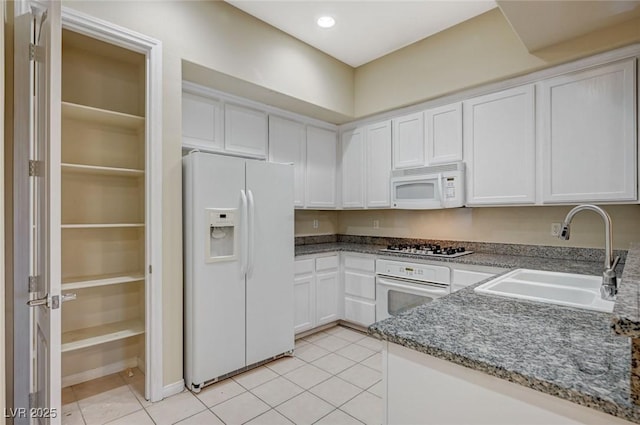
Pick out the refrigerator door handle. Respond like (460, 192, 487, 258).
(247, 189, 256, 276)
(240, 189, 248, 276)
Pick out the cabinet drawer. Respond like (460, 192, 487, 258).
(316, 255, 339, 271)
(344, 297, 376, 327)
(344, 255, 375, 272)
(294, 259, 314, 275)
(344, 271, 375, 300)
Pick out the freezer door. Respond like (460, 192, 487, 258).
(184, 152, 247, 387)
(245, 161, 295, 365)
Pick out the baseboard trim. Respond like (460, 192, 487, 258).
(62, 358, 138, 388)
(163, 379, 185, 398)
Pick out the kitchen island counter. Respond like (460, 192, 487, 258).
(368, 243, 640, 424)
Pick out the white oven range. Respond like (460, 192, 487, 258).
(376, 259, 450, 321)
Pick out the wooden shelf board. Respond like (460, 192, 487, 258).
(62, 101, 144, 130)
(62, 273, 145, 290)
(62, 319, 144, 353)
(61, 223, 144, 229)
(62, 163, 144, 177)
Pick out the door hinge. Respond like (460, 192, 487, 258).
(28, 43, 44, 62)
(149, 265, 152, 274)
(28, 275, 38, 292)
(28, 159, 42, 177)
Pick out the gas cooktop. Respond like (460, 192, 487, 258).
(379, 244, 473, 258)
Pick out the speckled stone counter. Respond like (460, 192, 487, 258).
(613, 243, 640, 337)
(296, 237, 639, 420)
(363, 247, 640, 423)
(295, 242, 615, 276)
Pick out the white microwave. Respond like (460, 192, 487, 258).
(390, 162, 465, 209)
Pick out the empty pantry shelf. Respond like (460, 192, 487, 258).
(62, 101, 144, 130)
(62, 163, 144, 177)
(61, 319, 144, 352)
(62, 223, 144, 229)
(62, 273, 145, 290)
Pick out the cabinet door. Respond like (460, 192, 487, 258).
(316, 271, 340, 325)
(392, 112, 425, 169)
(366, 121, 392, 208)
(425, 102, 462, 164)
(224, 103, 268, 158)
(341, 127, 365, 208)
(269, 115, 306, 207)
(464, 85, 536, 205)
(540, 60, 636, 203)
(344, 297, 376, 327)
(294, 275, 315, 334)
(182, 91, 223, 151)
(306, 126, 337, 208)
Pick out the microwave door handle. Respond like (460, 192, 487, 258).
(437, 173, 445, 208)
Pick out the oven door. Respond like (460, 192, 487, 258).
(391, 174, 443, 209)
(376, 276, 450, 321)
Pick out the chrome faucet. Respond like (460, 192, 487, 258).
(557, 204, 620, 300)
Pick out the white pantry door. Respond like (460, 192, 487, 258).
(16, 2, 62, 423)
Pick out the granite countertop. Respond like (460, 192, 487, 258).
(295, 242, 610, 276)
(294, 239, 640, 421)
(612, 242, 640, 336)
(361, 244, 640, 423)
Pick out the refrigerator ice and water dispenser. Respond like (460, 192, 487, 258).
(205, 208, 237, 262)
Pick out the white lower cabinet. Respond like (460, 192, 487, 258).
(342, 254, 377, 327)
(385, 342, 633, 425)
(294, 254, 342, 334)
(293, 274, 315, 334)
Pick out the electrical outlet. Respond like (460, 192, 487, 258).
(373, 219, 380, 229)
(551, 223, 561, 237)
(313, 219, 319, 229)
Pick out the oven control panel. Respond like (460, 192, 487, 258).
(376, 259, 450, 284)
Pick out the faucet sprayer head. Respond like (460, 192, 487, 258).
(558, 223, 570, 240)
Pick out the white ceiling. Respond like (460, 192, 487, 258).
(225, 1, 497, 67)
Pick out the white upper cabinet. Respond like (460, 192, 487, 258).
(540, 60, 637, 203)
(341, 127, 366, 208)
(464, 85, 536, 206)
(182, 91, 223, 151)
(340, 120, 392, 209)
(392, 112, 425, 169)
(425, 102, 462, 165)
(268, 115, 306, 207)
(224, 103, 268, 158)
(366, 121, 392, 208)
(306, 126, 338, 208)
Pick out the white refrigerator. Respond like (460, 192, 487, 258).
(183, 151, 294, 391)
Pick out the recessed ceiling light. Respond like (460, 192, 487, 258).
(317, 16, 335, 29)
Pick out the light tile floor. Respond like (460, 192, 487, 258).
(62, 325, 383, 425)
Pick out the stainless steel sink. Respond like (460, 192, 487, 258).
(474, 269, 615, 313)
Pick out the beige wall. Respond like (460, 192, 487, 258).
(295, 210, 339, 237)
(61, 0, 354, 388)
(354, 9, 640, 117)
(337, 206, 640, 250)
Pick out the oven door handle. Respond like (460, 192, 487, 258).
(376, 276, 450, 296)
